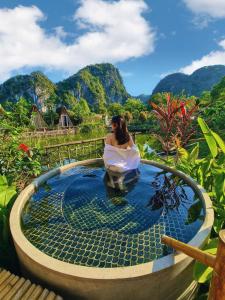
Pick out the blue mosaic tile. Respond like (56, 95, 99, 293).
(21, 163, 204, 268)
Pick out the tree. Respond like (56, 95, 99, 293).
(61, 92, 78, 109)
(123, 111, 133, 123)
(43, 94, 57, 126)
(124, 98, 146, 117)
(4, 97, 31, 127)
(201, 78, 225, 130)
(139, 111, 148, 122)
(71, 98, 90, 124)
(107, 102, 124, 116)
(78, 98, 90, 115)
(199, 91, 211, 105)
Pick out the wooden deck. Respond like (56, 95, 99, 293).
(0, 268, 63, 300)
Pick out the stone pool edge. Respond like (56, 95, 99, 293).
(10, 158, 214, 280)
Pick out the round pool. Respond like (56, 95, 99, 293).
(10, 159, 214, 300)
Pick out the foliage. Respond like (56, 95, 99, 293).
(80, 124, 93, 134)
(107, 102, 124, 116)
(124, 98, 146, 117)
(200, 76, 225, 131)
(56, 64, 127, 113)
(78, 98, 91, 115)
(150, 93, 198, 153)
(58, 92, 78, 109)
(79, 70, 106, 113)
(69, 98, 90, 125)
(0, 120, 42, 189)
(0, 175, 18, 271)
(138, 118, 225, 296)
(193, 239, 218, 284)
(31, 71, 57, 106)
(43, 110, 58, 127)
(123, 111, 133, 123)
(174, 118, 225, 292)
(139, 111, 148, 122)
(179, 118, 225, 228)
(0, 63, 130, 114)
(0, 71, 57, 107)
(3, 97, 32, 127)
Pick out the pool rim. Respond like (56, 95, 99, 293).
(10, 158, 214, 280)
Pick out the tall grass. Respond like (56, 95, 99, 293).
(21, 127, 108, 148)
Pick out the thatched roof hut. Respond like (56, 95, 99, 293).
(56, 106, 73, 128)
(31, 105, 47, 130)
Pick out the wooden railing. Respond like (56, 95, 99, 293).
(43, 137, 105, 168)
(22, 127, 79, 138)
(162, 230, 225, 300)
(42, 133, 138, 168)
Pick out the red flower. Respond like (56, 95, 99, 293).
(18, 143, 30, 153)
(180, 102, 186, 116)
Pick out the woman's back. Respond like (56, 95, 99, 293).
(105, 133, 134, 149)
(103, 115, 140, 173)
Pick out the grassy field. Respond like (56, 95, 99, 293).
(21, 127, 108, 148)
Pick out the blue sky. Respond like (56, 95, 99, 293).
(1, 0, 225, 96)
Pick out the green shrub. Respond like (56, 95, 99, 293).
(0, 175, 19, 272)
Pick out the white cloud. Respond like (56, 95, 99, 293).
(183, 0, 225, 18)
(54, 26, 68, 39)
(180, 39, 225, 74)
(0, 1, 155, 81)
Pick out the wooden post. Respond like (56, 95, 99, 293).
(208, 230, 225, 300)
(162, 230, 225, 300)
(161, 235, 216, 268)
(67, 145, 71, 162)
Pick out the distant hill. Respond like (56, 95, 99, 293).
(0, 64, 130, 112)
(135, 94, 150, 103)
(152, 65, 225, 96)
(0, 71, 56, 107)
(57, 63, 130, 111)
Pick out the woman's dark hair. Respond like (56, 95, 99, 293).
(111, 115, 130, 145)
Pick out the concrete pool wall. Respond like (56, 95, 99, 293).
(10, 159, 214, 300)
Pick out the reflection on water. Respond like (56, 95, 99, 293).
(149, 173, 189, 213)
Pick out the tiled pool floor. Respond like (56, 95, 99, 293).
(22, 163, 204, 268)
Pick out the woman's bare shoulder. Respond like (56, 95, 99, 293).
(105, 133, 113, 144)
(128, 134, 134, 146)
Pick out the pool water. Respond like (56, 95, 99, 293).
(22, 163, 204, 268)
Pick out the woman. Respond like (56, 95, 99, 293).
(103, 115, 140, 183)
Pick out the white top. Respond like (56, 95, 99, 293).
(103, 144, 140, 173)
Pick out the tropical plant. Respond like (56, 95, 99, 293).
(174, 118, 225, 293)
(150, 93, 198, 153)
(0, 175, 18, 271)
(139, 117, 225, 297)
(177, 118, 225, 232)
(0, 119, 42, 189)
